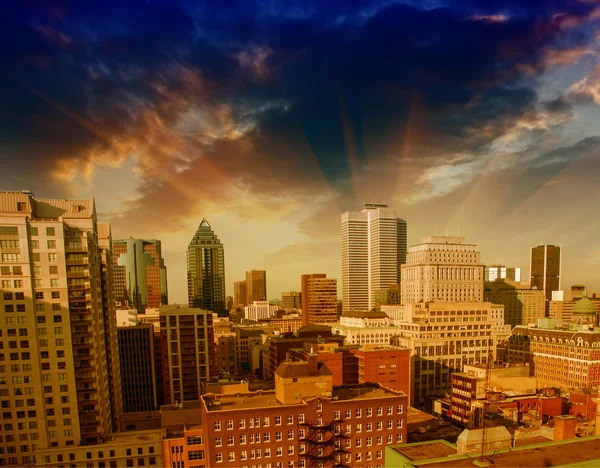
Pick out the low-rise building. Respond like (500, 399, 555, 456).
(200, 358, 408, 468)
(330, 310, 399, 346)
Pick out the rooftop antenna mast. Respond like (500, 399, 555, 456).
(480, 333, 493, 462)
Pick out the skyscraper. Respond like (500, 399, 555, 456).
(282, 291, 302, 309)
(113, 238, 168, 313)
(530, 244, 561, 301)
(301, 274, 338, 325)
(187, 218, 226, 316)
(0, 192, 121, 464)
(341, 203, 407, 312)
(245, 269, 267, 304)
(233, 280, 247, 307)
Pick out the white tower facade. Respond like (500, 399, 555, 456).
(401, 235, 484, 303)
(341, 203, 407, 312)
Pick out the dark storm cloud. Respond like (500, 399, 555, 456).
(0, 0, 597, 222)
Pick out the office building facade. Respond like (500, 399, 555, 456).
(485, 279, 546, 327)
(282, 291, 302, 309)
(341, 203, 407, 312)
(113, 238, 168, 312)
(530, 245, 561, 301)
(301, 274, 338, 325)
(233, 281, 247, 307)
(187, 219, 226, 316)
(484, 265, 521, 282)
(245, 270, 267, 304)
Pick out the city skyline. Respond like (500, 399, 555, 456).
(2, 0, 600, 302)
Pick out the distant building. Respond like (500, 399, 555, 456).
(266, 313, 303, 333)
(530, 245, 561, 302)
(225, 295, 233, 311)
(282, 290, 302, 309)
(113, 238, 168, 312)
(508, 295, 600, 390)
(485, 265, 521, 282)
(375, 284, 401, 311)
(244, 300, 279, 322)
(549, 285, 600, 324)
(234, 280, 247, 307)
(301, 274, 338, 325)
(485, 279, 546, 327)
(245, 269, 267, 304)
(330, 310, 398, 346)
(159, 305, 215, 403)
(341, 203, 407, 312)
(118, 324, 159, 412)
(187, 218, 226, 315)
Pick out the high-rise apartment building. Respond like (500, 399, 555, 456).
(187, 219, 226, 316)
(245, 270, 267, 304)
(118, 324, 159, 412)
(341, 203, 407, 312)
(301, 274, 338, 325)
(98, 224, 124, 433)
(159, 305, 215, 403)
(233, 281, 247, 307)
(113, 238, 168, 312)
(530, 245, 561, 301)
(281, 291, 302, 309)
(484, 265, 521, 282)
(0, 192, 122, 464)
(401, 236, 484, 303)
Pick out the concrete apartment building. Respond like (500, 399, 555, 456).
(246, 270, 267, 304)
(113, 238, 168, 312)
(0, 192, 124, 465)
(341, 203, 407, 312)
(301, 274, 338, 325)
(159, 305, 215, 403)
(187, 219, 226, 316)
(485, 278, 546, 327)
(200, 358, 408, 468)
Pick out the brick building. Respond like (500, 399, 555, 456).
(201, 358, 408, 467)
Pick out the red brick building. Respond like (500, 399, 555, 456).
(200, 359, 408, 467)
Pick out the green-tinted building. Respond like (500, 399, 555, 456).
(187, 218, 226, 316)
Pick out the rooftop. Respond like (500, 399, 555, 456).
(390, 435, 600, 467)
(202, 384, 405, 412)
(275, 361, 333, 378)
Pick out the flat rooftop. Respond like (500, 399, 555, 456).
(398, 442, 456, 461)
(203, 385, 405, 412)
(393, 435, 600, 467)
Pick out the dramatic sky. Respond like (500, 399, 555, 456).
(2, 0, 600, 302)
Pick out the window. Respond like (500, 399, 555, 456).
(30, 227, 38, 236)
(48, 253, 57, 262)
(239, 419, 245, 429)
(227, 436, 234, 446)
(287, 415, 293, 424)
(366, 408, 372, 417)
(50, 267, 59, 276)
(356, 423, 362, 433)
(397, 405, 403, 414)
(396, 433, 403, 443)
(387, 420, 393, 430)
(397, 419, 403, 428)
(240, 451, 248, 461)
(52, 303, 61, 311)
(265, 448, 271, 458)
(377, 407, 383, 416)
(387, 434, 393, 444)
(287, 430, 294, 440)
(226, 419, 233, 430)
(228, 452, 235, 462)
(51, 291, 60, 299)
(377, 421, 383, 431)
(356, 438, 362, 448)
(366, 437, 372, 446)
(35, 292, 44, 300)
(46, 227, 55, 236)
(16, 304, 25, 313)
(263, 416, 270, 426)
(387, 405, 394, 415)
(376, 436, 382, 445)
(215, 437, 222, 447)
(276, 447, 283, 457)
(13, 280, 23, 288)
(377, 450, 383, 459)
(239, 435, 246, 445)
(264, 433, 270, 442)
(298, 414, 305, 424)
(288, 446, 294, 456)
(356, 408, 362, 418)
(316, 402, 323, 412)
(275, 432, 282, 442)
(47, 240, 56, 249)
(275, 416, 281, 425)
(50, 279, 59, 288)
(187, 435, 203, 445)
(3, 293, 12, 300)
(215, 453, 222, 463)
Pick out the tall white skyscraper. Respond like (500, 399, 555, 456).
(341, 203, 407, 311)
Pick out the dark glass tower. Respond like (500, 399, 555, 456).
(187, 218, 226, 315)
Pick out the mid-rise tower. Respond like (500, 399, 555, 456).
(530, 245, 561, 301)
